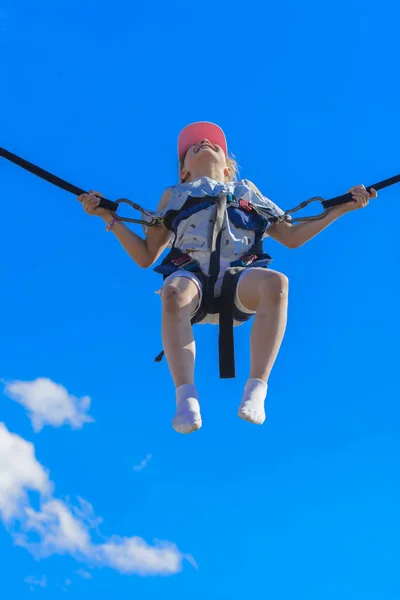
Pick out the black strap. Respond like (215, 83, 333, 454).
(202, 193, 243, 378)
(0, 146, 118, 212)
(204, 193, 227, 312)
(322, 174, 400, 210)
(218, 268, 243, 378)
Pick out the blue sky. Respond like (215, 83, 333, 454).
(1, 0, 399, 597)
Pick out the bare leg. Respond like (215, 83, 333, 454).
(236, 268, 289, 424)
(162, 276, 200, 387)
(238, 268, 289, 381)
(161, 275, 202, 433)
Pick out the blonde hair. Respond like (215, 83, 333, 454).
(179, 152, 240, 183)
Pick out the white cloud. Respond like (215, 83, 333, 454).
(71, 496, 103, 532)
(133, 454, 152, 472)
(98, 537, 184, 575)
(0, 422, 189, 576)
(3, 378, 94, 432)
(21, 499, 92, 556)
(24, 575, 47, 591)
(0, 423, 52, 521)
(76, 569, 92, 579)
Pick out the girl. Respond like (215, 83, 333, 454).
(78, 122, 376, 434)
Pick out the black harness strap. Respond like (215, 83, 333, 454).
(204, 192, 228, 313)
(2, 145, 399, 223)
(219, 267, 244, 378)
(322, 174, 400, 210)
(202, 193, 243, 378)
(0, 146, 119, 212)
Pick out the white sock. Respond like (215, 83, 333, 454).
(238, 378, 268, 425)
(172, 384, 202, 434)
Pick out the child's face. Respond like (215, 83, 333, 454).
(181, 138, 229, 180)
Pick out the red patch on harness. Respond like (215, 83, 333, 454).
(239, 199, 253, 212)
(171, 254, 192, 267)
(241, 254, 258, 264)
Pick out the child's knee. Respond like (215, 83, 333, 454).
(259, 271, 289, 303)
(162, 281, 197, 315)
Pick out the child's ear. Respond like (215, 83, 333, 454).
(224, 166, 231, 179)
(180, 168, 189, 182)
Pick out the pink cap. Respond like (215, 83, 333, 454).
(178, 122, 228, 160)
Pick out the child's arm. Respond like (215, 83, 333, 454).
(79, 189, 172, 268)
(266, 185, 377, 249)
(267, 205, 346, 248)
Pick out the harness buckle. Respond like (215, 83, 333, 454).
(171, 253, 193, 267)
(171, 253, 199, 272)
(239, 199, 254, 212)
(230, 254, 258, 267)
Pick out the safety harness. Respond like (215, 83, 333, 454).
(1, 145, 399, 378)
(153, 192, 276, 378)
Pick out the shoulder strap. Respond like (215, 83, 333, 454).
(163, 195, 217, 232)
